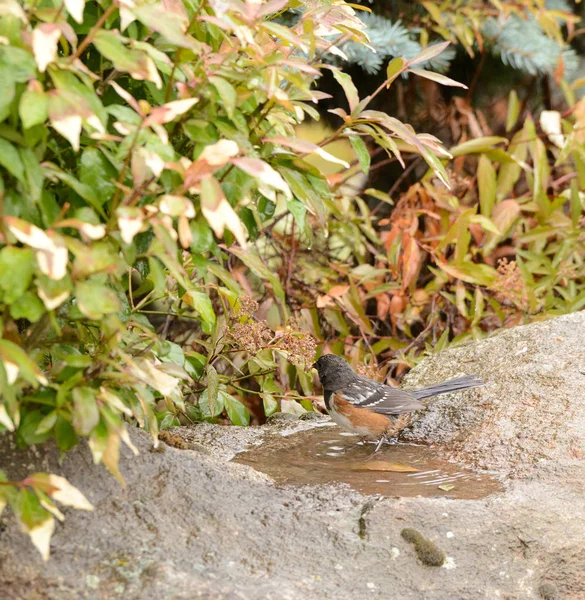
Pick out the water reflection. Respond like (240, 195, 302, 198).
(233, 424, 501, 499)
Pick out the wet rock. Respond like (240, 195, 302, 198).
(403, 311, 585, 481)
(1, 314, 585, 599)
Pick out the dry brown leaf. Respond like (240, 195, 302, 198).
(328, 284, 350, 298)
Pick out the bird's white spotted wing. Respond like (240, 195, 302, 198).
(342, 379, 425, 415)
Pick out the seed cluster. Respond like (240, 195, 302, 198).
(490, 258, 528, 311)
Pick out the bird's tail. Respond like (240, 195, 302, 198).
(411, 375, 484, 401)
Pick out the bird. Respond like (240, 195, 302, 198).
(312, 354, 484, 453)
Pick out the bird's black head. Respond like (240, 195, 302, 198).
(312, 354, 355, 390)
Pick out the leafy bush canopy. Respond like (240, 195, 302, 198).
(0, 0, 584, 559)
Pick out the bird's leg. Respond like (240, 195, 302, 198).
(346, 436, 368, 451)
(362, 435, 388, 461)
(374, 434, 388, 453)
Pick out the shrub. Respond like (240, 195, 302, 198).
(0, 0, 460, 558)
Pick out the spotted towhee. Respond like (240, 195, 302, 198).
(313, 354, 484, 452)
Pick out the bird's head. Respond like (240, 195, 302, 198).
(312, 354, 355, 389)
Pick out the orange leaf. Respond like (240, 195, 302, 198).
(491, 199, 521, 237)
(401, 233, 421, 291)
(328, 285, 350, 298)
(376, 293, 391, 320)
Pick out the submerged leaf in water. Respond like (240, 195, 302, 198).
(354, 461, 419, 473)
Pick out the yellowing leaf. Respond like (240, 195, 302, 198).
(198, 139, 239, 166)
(408, 41, 451, 66)
(143, 98, 199, 127)
(491, 199, 521, 238)
(264, 136, 350, 168)
(478, 155, 496, 217)
(48, 92, 83, 151)
(48, 474, 93, 510)
(54, 219, 106, 241)
(131, 147, 165, 185)
(0, 404, 15, 431)
(99, 387, 132, 416)
(64, 0, 85, 23)
(32, 24, 61, 73)
(232, 157, 291, 200)
(102, 431, 125, 485)
(137, 360, 181, 396)
(200, 176, 247, 248)
(540, 110, 564, 149)
(5, 217, 68, 280)
(408, 68, 468, 89)
(331, 69, 359, 113)
(72, 387, 100, 436)
(159, 195, 195, 218)
(117, 207, 145, 244)
(28, 516, 55, 561)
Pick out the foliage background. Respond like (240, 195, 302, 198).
(0, 0, 584, 558)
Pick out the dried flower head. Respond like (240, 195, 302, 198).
(230, 320, 272, 354)
(274, 318, 317, 369)
(234, 296, 259, 319)
(490, 258, 528, 311)
(356, 362, 379, 379)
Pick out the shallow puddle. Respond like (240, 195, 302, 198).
(233, 423, 502, 499)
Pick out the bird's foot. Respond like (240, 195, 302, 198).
(363, 435, 389, 460)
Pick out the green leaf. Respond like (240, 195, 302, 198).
(79, 148, 116, 205)
(17, 411, 53, 446)
(55, 416, 78, 451)
(20, 148, 44, 204)
(133, 4, 193, 48)
(209, 76, 236, 120)
(35, 411, 58, 435)
(181, 290, 216, 327)
(449, 137, 508, 158)
(75, 281, 121, 319)
(570, 179, 582, 227)
(190, 219, 215, 254)
(72, 387, 100, 436)
(43, 164, 106, 219)
(349, 136, 370, 174)
(262, 392, 278, 417)
(385, 56, 404, 86)
(199, 367, 222, 418)
(286, 197, 307, 237)
(223, 393, 250, 426)
(439, 261, 497, 286)
(93, 30, 159, 85)
(10, 292, 45, 323)
(477, 155, 496, 217)
(19, 86, 49, 130)
(228, 246, 285, 302)
(0, 139, 25, 182)
(506, 90, 520, 132)
(0, 246, 34, 304)
(0, 46, 37, 82)
(14, 488, 50, 530)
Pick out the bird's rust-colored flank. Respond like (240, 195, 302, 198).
(332, 392, 391, 437)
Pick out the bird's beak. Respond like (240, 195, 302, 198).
(311, 362, 318, 370)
